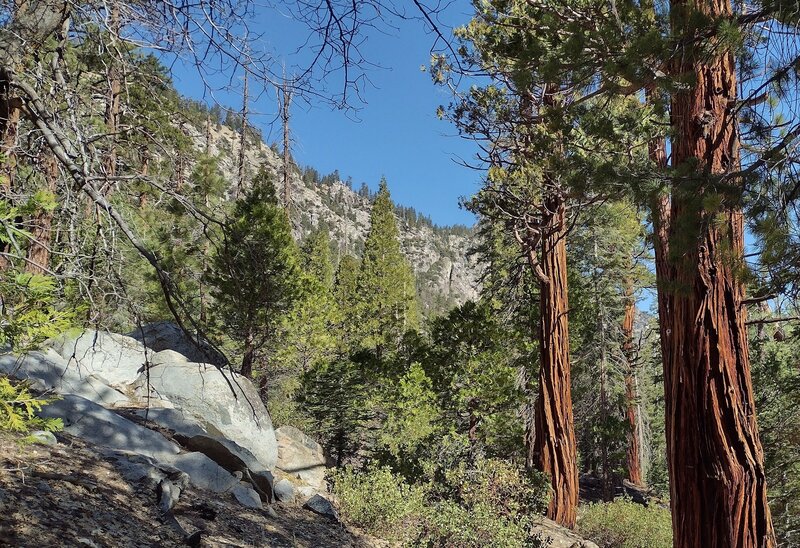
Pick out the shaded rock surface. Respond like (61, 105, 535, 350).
(38, 395, 180, 461)
(303, 494, 339, 522)
(127, 322, 226, 366)
(133, 361, 278, 469)
(166, 452, 239, 493)
(0, 350, 130, 407)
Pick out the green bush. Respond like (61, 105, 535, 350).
(578, 499, 672, 548)
(0, 272, 76, 352)
(330, 465, 426, 541)
(418, 458, 549, 548)
(0, 376, 63, 434)
(331, 458, 550, 547)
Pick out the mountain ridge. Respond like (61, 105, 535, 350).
(186, 120, 481, 315)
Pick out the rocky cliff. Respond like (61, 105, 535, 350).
(188, 122, 480, 314)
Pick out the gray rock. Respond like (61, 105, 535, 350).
(164, 452, 239, 493)
(28, 430, 57, 446)
(276, 426, 326, 490)
(127, 322, 225, 366)
(150, 349, 189, 365)
(39, 395, 180, 461)
(133, 408, 212, 439)
(232, 483, 263, 509)
(0, 351, 130, 406)
(303, 494, 339, 521)
(47, 329, 149, 388)
(133, 362, 278, 469)
(533, 517, 600, 548)
(102, 450, 189, 491)
(177, 434, 274, 502)
(273, 479, 295, 503)
(158, 478, 183, 513)
(296, 485, 319, 502)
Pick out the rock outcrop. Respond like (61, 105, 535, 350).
(132, 361, 278, 470)
(1, 327, 284, 515)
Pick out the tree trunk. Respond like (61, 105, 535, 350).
(103, 1, 121, 180)
(0, 68, 20, 271)
(529, 194, 578, 528)
(282, 78, 292, 218)
(593, 238, 612, 500)
(25, 150, 58, 274)
(240, 329, 255, 378)
(621, 284, 643, 487)
(666, 0, 775, 543)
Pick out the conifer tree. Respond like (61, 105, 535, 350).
(355, 179, 419, 352)
(273, 227, 340, 374)
(334, 253, 361, 350)
(208, 167, 300, 378)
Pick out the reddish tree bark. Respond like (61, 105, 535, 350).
(25, 151, 58, 274)
(528, 195, 579, 528)
(621, 285, 643, 487)
(665, 0, 775, 544)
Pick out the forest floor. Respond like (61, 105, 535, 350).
(0, 431, 379, 547)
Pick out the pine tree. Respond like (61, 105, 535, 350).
(355, 179, 419, 352)
(267, 227, 340, 426)
(207, 168, 301, 378)
(334, 253, 361, 351)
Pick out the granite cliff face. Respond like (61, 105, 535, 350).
(189, 123, 480, 314)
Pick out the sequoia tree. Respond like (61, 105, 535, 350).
(664, 0, 774, 543)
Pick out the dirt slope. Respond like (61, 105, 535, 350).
(0, 431, 374, 547)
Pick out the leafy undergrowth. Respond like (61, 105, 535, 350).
(330, 459, 549, 548)
(577, 498, 673, 548)
(0, 430, 377, 548)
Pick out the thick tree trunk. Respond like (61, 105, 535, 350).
(25, 150, 58, 274)
(621, 287, 643, 487)
(666, 0, 775, 544)
(529, 195, 578, 528)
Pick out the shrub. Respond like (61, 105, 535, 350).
(330, 458, 549, 547)
(0, 376, 63, 434)
(330, 465, 426, 541)
(418, 458, 549, 548)
(0, 272, 76, 352)
(578, 499, 672, 548)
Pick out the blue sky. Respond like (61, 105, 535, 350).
(169, 3, 480, 227)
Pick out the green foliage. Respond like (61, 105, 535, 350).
(207, 168, 301, 375)
(267, 227, 341, 428)
(378, 362, 441, 461)
(355, 179, 420, 351)
(331, 465, 427, 541)
(423, 301, 529, 459)
(427, 458, 550, 547)
(299, 357, 371, 465)
(750, 324, 800, 543)
(333, 254, 361, 350)
(578, 499, 673, 548)
(331, 459, 548, 548)
(0, 272, 76, 353)
(0, 376, 63, 434)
